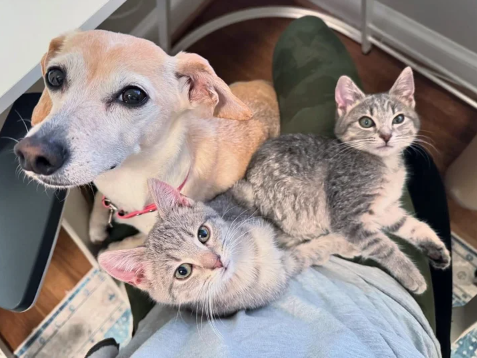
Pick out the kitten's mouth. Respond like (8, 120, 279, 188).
(376, 145, 393, 150)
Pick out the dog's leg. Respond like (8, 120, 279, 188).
(89, 191, 110, 244)
(106, 233, 147, 251)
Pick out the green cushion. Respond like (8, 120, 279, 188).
(272, 16, 435, 330)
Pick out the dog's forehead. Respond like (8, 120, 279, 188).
(58, 30, 169, 79)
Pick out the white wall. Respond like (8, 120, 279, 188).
(307, 0, 477, 93)
(380, 0, 477, 53)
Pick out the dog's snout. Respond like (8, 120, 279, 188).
(14, 137, 68, 176)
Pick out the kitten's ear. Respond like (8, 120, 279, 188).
(147, 178, 193, 217)
(98, 247, 148, 287)
(335, 76, 365, 116)
(389, 67, 415, 108)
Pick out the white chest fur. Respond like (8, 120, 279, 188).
(372, 156, 407, 213)
(93, 120, 192, 234)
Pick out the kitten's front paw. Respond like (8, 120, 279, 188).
(338, 242, 360, 259)
(420, 243, 451, 270)
(401, 271, 427, 295)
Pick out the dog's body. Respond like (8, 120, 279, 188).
(15, 30, 279, 245)
(91, 80, 279, 241)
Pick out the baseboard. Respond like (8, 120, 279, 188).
(299, 0, 477, 93)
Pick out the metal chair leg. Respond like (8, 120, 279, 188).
(361, 0, 374, 54)
(156, 0, 171, 53)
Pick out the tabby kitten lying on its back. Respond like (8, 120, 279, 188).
(233, 67, 451, 294)
(99, 179, 356, 316)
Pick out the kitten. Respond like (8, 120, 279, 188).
(98, 179, 357, 316)
(232, 67, 451, 294)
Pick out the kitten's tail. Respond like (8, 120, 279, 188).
(285, 233, 359, 277)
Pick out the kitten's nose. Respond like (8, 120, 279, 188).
(213, 256, 223, 269)
(379, 133, 392, 143)
(201, 253, 223, 269)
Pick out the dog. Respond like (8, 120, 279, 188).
(14, 30, 279, 248)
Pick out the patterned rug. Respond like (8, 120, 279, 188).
(14, 268, 132, 358)
(452, 234, 477, 358)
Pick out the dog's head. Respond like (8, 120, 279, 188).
(14, 30, 252, 188)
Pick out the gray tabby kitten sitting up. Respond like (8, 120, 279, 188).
(98, 179, 356, 316)
(233, 67, 451, 294)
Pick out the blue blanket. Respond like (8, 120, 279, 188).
(92, 257, 440, 358)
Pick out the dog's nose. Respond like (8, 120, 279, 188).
(14, 137, 67, 175)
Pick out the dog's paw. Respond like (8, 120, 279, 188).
(106, 234, 146, 251)
(419, 241, 451, 270)
(89, 226, 108, 244)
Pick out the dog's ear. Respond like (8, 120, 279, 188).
(175, 52, 252, 120)
(32, 34, 69, 126)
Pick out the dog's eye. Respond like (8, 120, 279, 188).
(118, 87, 148, 107)
(46, 68, 65, 89)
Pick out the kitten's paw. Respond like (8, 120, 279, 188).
(400, 271, 428, 295)
(338, 242, 360, 259)
(394, 262, 427, 294)
(419, 240, 451, 270)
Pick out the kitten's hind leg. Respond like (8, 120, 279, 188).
(357, 232, 427, 294)
(231, 180, 256, 210)
(286, 234, 359, 276)
(377, 206, 451, 270)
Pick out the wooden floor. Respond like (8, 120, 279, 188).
(3, 0, 477, 351)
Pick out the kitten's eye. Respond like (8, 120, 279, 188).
(393, 114, 405, 124)
(358, 116, 375, 128)
(175, 264, 192, 280)
(197, 225, 210, 244)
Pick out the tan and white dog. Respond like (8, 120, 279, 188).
(15, 30, 279, 247)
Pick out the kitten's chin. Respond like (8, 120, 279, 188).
(370, 145, 403, 157)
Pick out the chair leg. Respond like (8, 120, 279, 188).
(361, 0, 374, 54)
(156, 0, 171, 53)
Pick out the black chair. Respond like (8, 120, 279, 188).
(0, 93, 66, 311)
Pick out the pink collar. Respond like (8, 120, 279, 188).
(102, 168, 190, 224)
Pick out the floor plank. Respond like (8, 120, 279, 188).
(0, 229, 92, 351)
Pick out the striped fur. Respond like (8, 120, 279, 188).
(99, 188, 356, 317)
(232, 68, 451, 295)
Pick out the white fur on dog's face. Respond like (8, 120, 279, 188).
(23, 30, 251, 188)
(26, 31, 183, 187)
